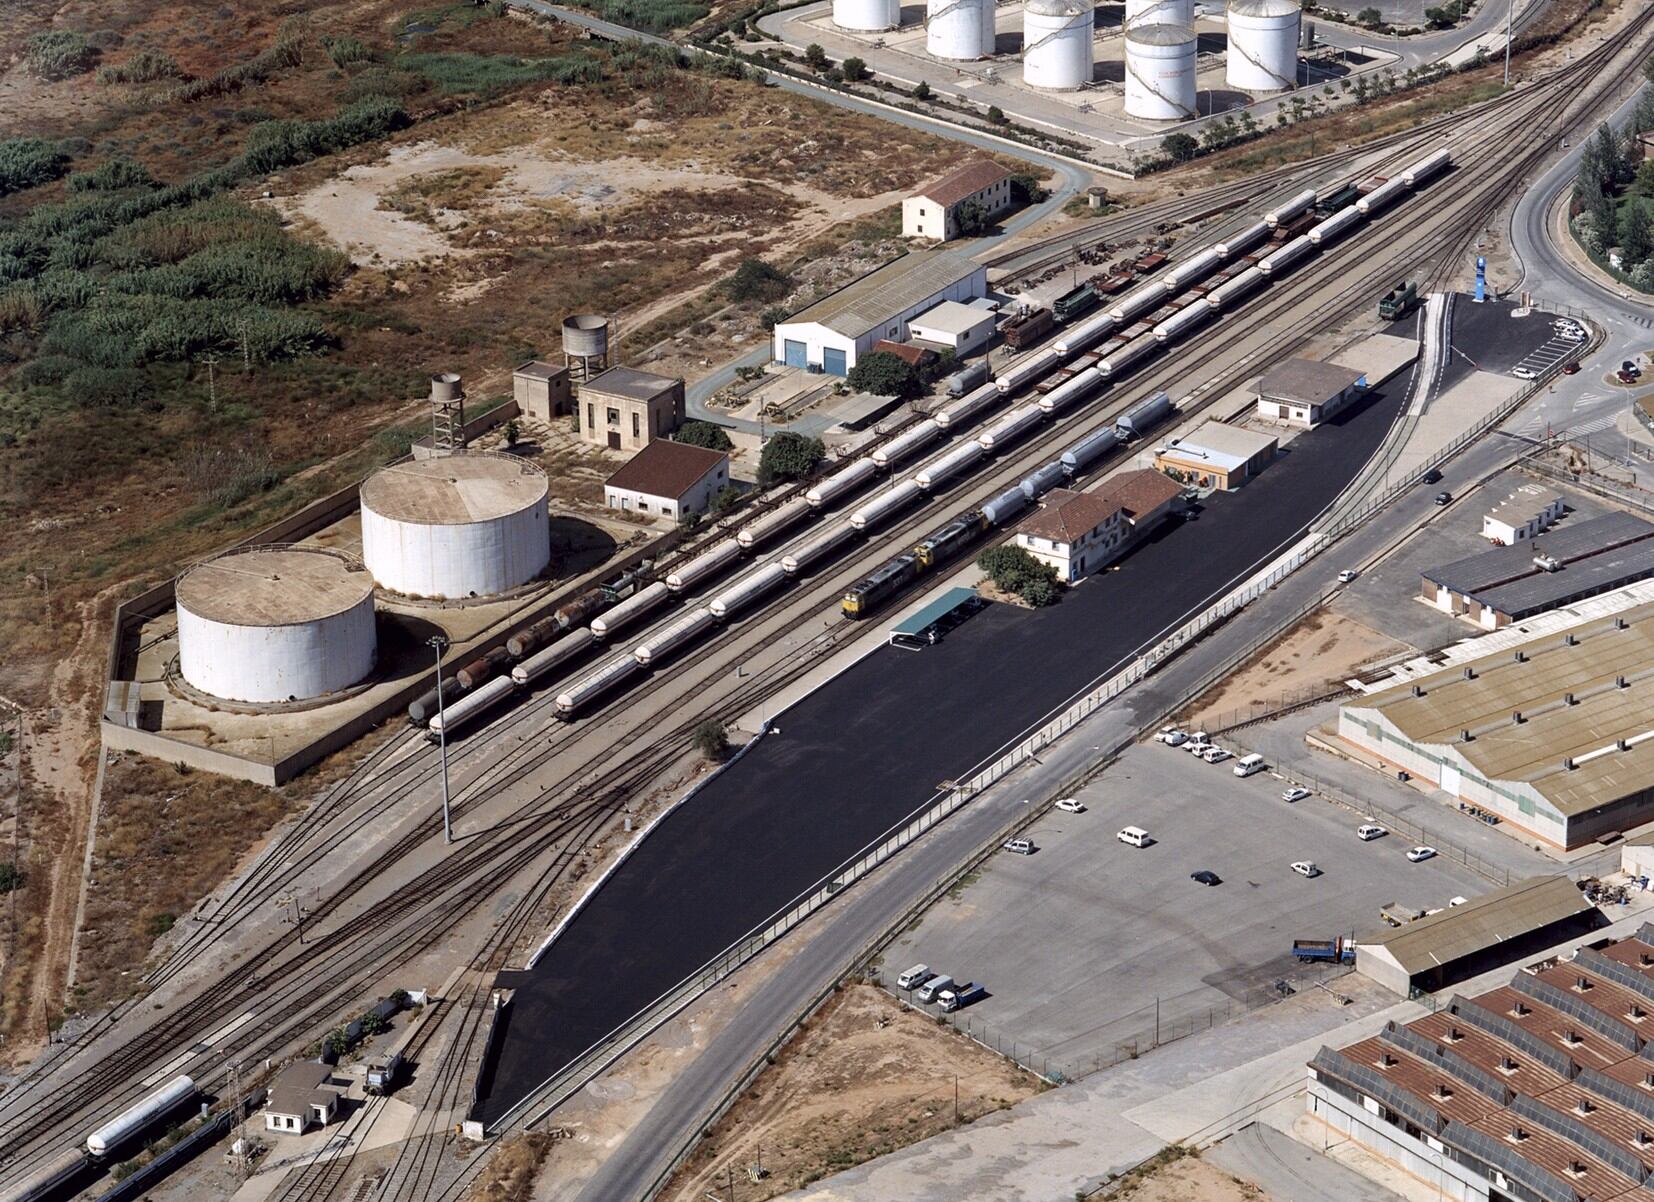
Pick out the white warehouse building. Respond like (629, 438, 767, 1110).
(772, 250, 988, 377)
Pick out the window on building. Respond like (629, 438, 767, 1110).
(638, 500, 649, 511)
(632, 412, 640, 439)
(607, 407, 620, 426)
(586, 403, 595, 429)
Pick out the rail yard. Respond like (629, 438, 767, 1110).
(2, 0, 1654, 1199)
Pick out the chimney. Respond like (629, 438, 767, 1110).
(1576, 975, 1593, 992)
(1568, 1159, 1587, 1177)
(1618, 675, 1629, 688)
(1564, 757, 1577, 771)
(1565, 633, 1578, 646)
(1433, 1083, 1454, 1100)
(1512, 710, 1525, 724)
(1644, 1070, 1654, 1089)
(1577, 1097, 1596, 1115)
(1631, 1002, 1646, 1020)
(1619, 739, 1631, 752)
(1617, 617, 1629, 630)
(1447, 1025, 1463, 1042)
(1501, 1055, 1521, 1073)
(1461, 729, 1474, 743)
(1509, 1123, 1528, 1142)
(1564, 1028, 1583, 1045)
(1412, 684, 1424, 697)
(1512, 1001, 1530, 1017)
(1641, 952, 1654, 967)
(1565, 692, 1577, 705)
(1514, 650, 1527, 663)
(1463, 666, 1476, 680)
(1638, 1130, 1654, 1148)
(1378, 1051, 1397, 1068)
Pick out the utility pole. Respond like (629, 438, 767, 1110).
(1503, 0, 1513, 87)
(274, 892, 307, 944)
(428, 635, 453, 845)
(236, 319, 253, 374)
(202, 353, 220, 410)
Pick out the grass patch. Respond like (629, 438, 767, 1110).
(397, 50, 603, 94)
(0, 138, 69, 198)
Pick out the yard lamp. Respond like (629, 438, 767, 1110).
(427, 634, 453, 845)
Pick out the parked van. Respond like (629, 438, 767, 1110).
(897, 964, 933, 991)
(915, 974, 954, 1005)
(940, 983, 985, 1012)
(1233, 753, 1266, 778)
(1117, 826, 1151, 847)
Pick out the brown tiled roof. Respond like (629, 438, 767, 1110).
(1092, 468, 1184, 521)
(871, 340, 936, 367)
(1017, 471, 1181, 545)
(605, 439, 727, 500)
(917, 160, 1013, 208)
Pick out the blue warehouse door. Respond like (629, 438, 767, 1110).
(823, 347, 848, 377)
(783, 339, 807, 369)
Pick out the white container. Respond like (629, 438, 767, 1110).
(1204, 264, 1266, 309)
(556, 653, 644, 716)
(1097, 332, 1160, 378)
(1054, 312, 1118, 358)
(1126, 0, 1192, 23)
(849, 479, 924, 530)
(1037, 367, 1106, 414)
(975, 404, 1045, 450)
(633, 607, 716, 666)
(664, 540, 743, 592)
(873, 420, 944, 469)
(1162, 247, 1224, 291)
(1263, 187, 1317, 228)
(710, 563, 789, 619)
(428, 675, 514, 739)
(935, 384, 1000, 428)
(736, 496, 813, 550)
(995, 349, 1060, 394)
(512, 628, 596, 685)
(835, 0, 899, 30)
(1022, 0, 1093, 91)
(175, 548, 376, 704)
(1401, 147, 1452, 186)
(915, 441, 987, 489)
(86, 1076, 196, 1158)
(1258, 234, 1313, 276)
(360, 452, 550, 601)
(928, 0, 993, 60)
(1226, 0, 1299, 92)
(1215, 220, 1271, 259)
(781, 521, 858, 575)
(1152, 303, 1213, 342)
(1355, 176, 1409, 216)
(805, 458, 880, 507)
(589, 581, 670, 639)
(1108, 279, 1169, 324)
(1307, 205, 1361, 246)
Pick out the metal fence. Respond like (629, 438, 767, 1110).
(1199, 684, 1349, 735)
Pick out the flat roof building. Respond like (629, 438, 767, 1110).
(902, 160, 1014, 243)
(266, 1061, 344, 1135)
(772, 251, 987, 377)
(1421, 511, 1654, 630)
(577, 366, 685, 453)
(603, 439, 729, 523)
(1256, 358, 1366, 428)
(908, 300, 997, 357)
(1014, 470, 1184, 584)
(513, 360, 572, 423)
(1339, 597, 1654, 848)
(1484, 483, 1566, 546)
(1152, 421, 1277, 491)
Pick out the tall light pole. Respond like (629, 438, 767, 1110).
(428, 634, 453, 845)
(1503, 0, 1513, 87)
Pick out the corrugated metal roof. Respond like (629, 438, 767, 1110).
(890, 587, 979, 636)
(1487, 483, 1564, 526)
(782, 251, 984, 340)
(1423, 512, 1654, 597)
(1257, 358, 1364, 405)
(1362, 876, 1593, 975)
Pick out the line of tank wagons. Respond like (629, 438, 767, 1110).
(409, 149, 1451, 741)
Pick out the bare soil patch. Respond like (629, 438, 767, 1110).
(1113, 1150, 1274, 1201)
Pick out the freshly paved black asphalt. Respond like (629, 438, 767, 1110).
(473, 371, 1412, 1124)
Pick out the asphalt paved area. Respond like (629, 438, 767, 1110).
(879, 738, 1486, 1080)
(474, 369, 1416, 1123)
(1449, 296, 1563, 376)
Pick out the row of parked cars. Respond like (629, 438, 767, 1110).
(1154, 727, 1267, 777)
(896, 964, 983, 1012)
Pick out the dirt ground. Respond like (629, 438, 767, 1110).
(657, 983, 1041, 1202)
(1112, 1151, 1273, 1201)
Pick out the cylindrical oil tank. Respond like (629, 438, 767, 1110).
(665, 540, 743, 592)
(1020, 460, 1068, 500)
(710, 563, 789, 619)
(996, 349, 1060, 394)
(1205, 264, 1266, 309)
(1258, 233, 1313, 276)
(1402, 147, 1452, 186)
(562, 313, 609, 360)
(1022, 0, 1094, 91)
(1038, 367, 1106, 414)
(1108, 279, 1168, 324)
(1163, 247, 1224, 291)
(983, 486, 1031, 526)
(1355, 176, 1409, 216)
(507, 617, 561, 659)
(176, 548, 376, 704)
(927, 0, 993, 60)
(590, 581, 670, 639)
(1097, 332, 1160, 378)
(1116, 389, 1174, 437)
(805, 458, 880, 507)
(1263, 187, 1318, 228)
(915, 440, 987, 489)
(633, 607, 717, 666)
(554, 587, 607, 630)
(556, 652, 644, 717)
(512, 628, 596, 686)
(1307, 205, 1361, 246)
(976, 404, 1046, 450)
(850, 479, 924, 530)
(87, 1076, 197, 1158)
(1061, 426, 1123, 474)
(428, 675, 514, 740)
(1226, 0, 1299, 92)
(1126, 0, 1192, 23)
(934, 383, 1000, 428)
(456, 647, 510, 691)
(1153, 302, 1213, 341)
(873, 420, 944, 469)
(834, 0, 899, 29)
(409, 680, 462, 726)
(1216, 220, 1272, 259)
(781, 521, 859, 575)
(1124, 23, 1196, 120)
(737, 496, 814, 550)
(360, 452, 550, 601)
(1055, 312, 1118, 358)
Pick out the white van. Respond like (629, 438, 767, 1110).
(896, 964, 932, 991)
(916, 974, 954, 1005)
(1233, 753, 1266, 778)
(1117, 826, 1151, 847)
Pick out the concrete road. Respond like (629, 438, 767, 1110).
(1208, 1122, 1407, 1202)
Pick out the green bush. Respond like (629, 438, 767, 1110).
(675, 419, 734, 451)
(591, 0, 711, 31)
(398, 51, 604, 94)
(846, 351, 918, 399)
(321, 35, 377, 67)
(342, 66, 430, 102)
(691, 719, 729, 761)
(977, 544, 1058, 601)
(162, 35, 303, 103)
(26, 31, 98, 81)
(96, 49, 180, 84)
(66, 157, 157, 194)
(0, 138, 70, 198)
(758, 432, 823, 485)
(0, 863, 22, 894)
(721, 257, 791, 303)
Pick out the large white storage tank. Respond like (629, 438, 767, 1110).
(1022, 0, 1093, 90)
(1124, 23, 1197, 120)
(1226, 0, 1298, 91)
(1125, 0, 1192, 25)
(835, 0, 899, 31)
(176, 548, 376, 704)
(361, 452, 550, 601)
(927, 0, 994, 60)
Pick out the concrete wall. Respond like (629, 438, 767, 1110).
(604, 461, 727, 521)
(1307, 1082, 1487, 1202)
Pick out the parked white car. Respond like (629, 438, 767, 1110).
(1406, 845, 1438, 862)
(1003, 838, 1035, 855)
(1282, 787, 1312, 803)
(1054, 797, 1085, 814)
(1159, 728, 1188, 746)
(1357, 823, 1388, 841)
(1290, 861, 1321, 878)
(1185, 739, 1212, 756)
(1512, 366, 1537, 380)
(1201, 747, 1232, 765)
(1337, 569, 1359, 583)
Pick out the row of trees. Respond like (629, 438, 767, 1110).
(1574, 71, 1654, 291)
(977, 545, 1059, 607)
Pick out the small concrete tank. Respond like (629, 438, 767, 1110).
(834, 0, 900, 30)
(175, 547, 376, 703)
(1124, 22, 1197, 120)
(561, 313, 610, 382)
(1022, 0, 1094, 90)
(927, 0, 994, 60)
(1226, 0, 1299, 91)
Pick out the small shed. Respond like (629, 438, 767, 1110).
(512, 360, 571, 422)
(603, 440, 730, 522)
(908, 300, 997, 356)
(1256, 358, 1366, 428)
(265, 1062, 344, 1135)
(1482, 482, 1565, 545)
(1152, 422, 1277, 491)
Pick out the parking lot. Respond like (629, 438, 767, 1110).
(881, 736, 1488, 1080)
(1448, 296, 1575, 376)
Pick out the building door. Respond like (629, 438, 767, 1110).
(607, 432, 620, 450)
(784, 339, 806, 369)
(823, 347, 848, 377)
(1439, 763, 1461, 796)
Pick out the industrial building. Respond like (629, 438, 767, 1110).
(174, 546, 377, 705)
(772, 251, 988, 377)
(1255, 358, 1366, 428)
(1152, 421, 1277, 490)
(512, 360, 572, 423)
(265, 1062, 344, 1135)
(1484, 483, 1567, 546)
(1421, 512, 1654, 630)
(1338, 597, 1654, 849)
(1308, 926, 1654, 1202)
(1354, 876, 1604, 996)
(1014, 470, 1184, 583)
(576, 366, 686, 452)
(907, 300, 997, 356)
(901, 161, 1014, 242)
(603, 440, 730, 522)
(360, 452, 551, 601)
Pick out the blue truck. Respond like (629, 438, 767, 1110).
(1293, 937, 1356, 964)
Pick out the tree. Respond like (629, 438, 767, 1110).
(1162, 132, 1199, 163)
(757, 432, 823, 484)
(710, 484, 741, 512)
(1357, 6, 1381, 22)
(842, 56, 868, 82)
(1622, 204, 1653, 267)
(913, 80, 931, 100)
(1009, 172, 1047, 205)
(0, 863, 25, 894)
(986, 105, 1006, 124)
(804, 43, 828, 70)
(953, 197, 991, 236)
(675, 420, 735, 452)
(1020, 575, 1060, 607)
(846, 350, 919, 399)
(977, 544, 1040, 592)
(722, 257, 791, 303)
(760, 305, 788, 331)
(691, 718, 728, 761)
(504, 418, 520, 447)
(325, 1028, 350, 1057)
(359, 1010, 387, 1036)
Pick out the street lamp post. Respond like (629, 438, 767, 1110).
(428, 635, 453, 845)
(1504, 0, 1514, 87)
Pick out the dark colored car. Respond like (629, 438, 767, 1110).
(1422, 468, 1443, 485)
(1562, 362, 1580, 375)
(1434, 491, 1453, 506)
(1190, 870, 1222, 887)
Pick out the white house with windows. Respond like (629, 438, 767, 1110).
(1013, 471, 1184, 583)
(1481, 483, 1565, 544)
(902, 160, 1014, 242)
(265, 1062, 344, 1136)
(603, 439, 729, 522)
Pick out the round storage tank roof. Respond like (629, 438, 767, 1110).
(1126, 20, 1195, 43)
(360, 452, 549, 526)
(1228, 0, 1298, 14)
(1026, 0, 1087, 15)
(176, 547, 374, 627)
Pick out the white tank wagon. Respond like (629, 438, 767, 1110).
(428, 675, 513, 739)
(872, 420, 943, 469)
(86, 1076, 197, 1158)
(834, 0, 899, 30)
(175, 547, 376, 704)
(1022, 0, 1094, 91)
(1126, 0, 1192, 23)
(995, 350, 1060, 394)
(1204, 264, 1266, 309)
(1037, 367, 1106, 414)
(1061, 426, 1123, 474)
(665, 540, 743, 592)
(736, 496, 814, 550)
(556, 652, 645, 717)
(805, 458, 880, 507)
(976, 404, 1046, 450)
(935, 383, 1001, 427)
(850, 479, 924, 530)
(1355, 176, 1409, 216)
(512, 628, 596, 686)
(1108, 278, 1170, 324)
(633, 607, 716, 666)
(710, 563, 789, 619)
(1402, 148, 1452, 186)
(781, 521, 859, 575)
(1258, 234, 1313, 276)
(915, 441, 987, 490)
(1020, 460, 1068, 500)
(1124, 24, 1197, 121)
(982, 487, 1031, 526)
(1162, 247, 1224, 291)
(589, 581, 670, 639)
(927, 0, 994, 60)
(1116, 390, 1174, 437)
(1098, 332, 1161, 378)
(1307, 205, 1361, 246)
(1153, 302, 1214, 341)
(360, 453, 550, 601)
(1264, 188, 1317, 228)
(1055, 312, 1118, 358)
(1216, 220, 1272, 259)
(1226, 0, 1299, 92)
